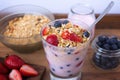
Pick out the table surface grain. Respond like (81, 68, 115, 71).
(0, 29, 120, 80)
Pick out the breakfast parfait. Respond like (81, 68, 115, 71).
(41, 19, 91, 77)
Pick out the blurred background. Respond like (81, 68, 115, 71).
(0, 0, 120, 14)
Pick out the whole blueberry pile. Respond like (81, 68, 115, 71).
(93, 53, 119, 69)
(93, 35, 120, 70)
(97, 35, 120, 50)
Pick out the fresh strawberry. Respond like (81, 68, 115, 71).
(4, 55, 25, 69)
(0, 74, 8, 80)
(0, 62, 9, 74)
(20, 64, 38, 77)
(9, 69, 22, 80)
(42, 27, 49, 35)
(46, 34, 59, 46)
(61, 31, 82, 42)
(69, 33, 82, 42)
(61, 30, 70, 39)
(76, 61, 83, 67)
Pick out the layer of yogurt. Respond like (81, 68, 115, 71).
(41, 19, 91, 77)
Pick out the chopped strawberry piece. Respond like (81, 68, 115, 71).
(4, 55, 25, 69)
(46, 34, 59, 46)
(74, 51, 80, 54)
(62, 31, 82, 42)
(61, 30, 70, 40)
(9, 69, 22, 80)
(69, 33, 82, 42)
(42, 27, 49, 35)
(0, 74, 8, 80)
(76, 61, 83, 67)
(20, 64, 38, 77)
(0, 62, 9, 74)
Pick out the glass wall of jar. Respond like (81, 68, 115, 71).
(92, 34, 120, 70)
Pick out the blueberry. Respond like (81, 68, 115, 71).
(52, 68, 55, 71)
(105, 57, 119, 69)
(111, 37, 118, 44)
(111, 44, 118, 50)
(106, 38, 117, 45)
(83, 31, 90, 38)
(66, 64, 71, 67)
(54, 21, 62, 28)
(98, 36, 108, 42)
(101, 56, 108, 64)
(100, 57, 111, 69)
(96, 42, 103, 47)
(111, 36, 118, 40)
(67, 70, 71, 73)
(111, 58, 119, 67)
(93, 57, 101, 63)
(106, 39, 110, 44)
(96, 56, 119, 69)
(106, 63, 113, 69)
(93, 57, 101, 67)
(75, 58, 79, 61)
(67, 52, 71, 55)
(94, 60, 101, 67)
(92, 53, 101, 65)
(62, 20, 69, 24)
(104, 36, 109, 41)
(100, 65, 108, 69)
(60, 67, 63, 69)
(69, 74, 73, 77)
(103, 44, 110, 50)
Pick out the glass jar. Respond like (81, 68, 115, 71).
(68, 3, 96, 38)
(92, 34, 120, 70)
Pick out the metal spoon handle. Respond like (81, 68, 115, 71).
(90, 1, 114, 30)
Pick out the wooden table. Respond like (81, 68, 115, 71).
(0, 29, 120, 80)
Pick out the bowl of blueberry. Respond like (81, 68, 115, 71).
(92, 34, 120, 70)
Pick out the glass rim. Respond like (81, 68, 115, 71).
(0, 4, 55, 20)
(40, 18, 92, 50)
(70, 3, 94, 15)
(0, 4, 53, 14)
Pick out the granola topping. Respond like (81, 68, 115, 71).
(4, 14, 50, 38)
(42, 20, 90, 47)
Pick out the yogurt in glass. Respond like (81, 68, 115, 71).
(41, 19, 92, 80)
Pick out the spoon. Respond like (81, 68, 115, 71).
(90, 1, 114, 30)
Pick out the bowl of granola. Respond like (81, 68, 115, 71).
(0, 4, 54, 53)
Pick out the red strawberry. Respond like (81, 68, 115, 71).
(46, 34, 59, 46)
(0, 62, 9, 74)
(76, 61, 83, 67)
(20, 64, 38, 77)
(61, 30, 70, 39)
(0, 74, 8, 80)
(42, 27, 49, 35)
(9, 69, 22, 80)
(4, 55, 25, 69)
(69, 33, 82, 42)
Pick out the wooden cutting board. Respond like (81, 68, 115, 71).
(0, 58, 46, 80)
